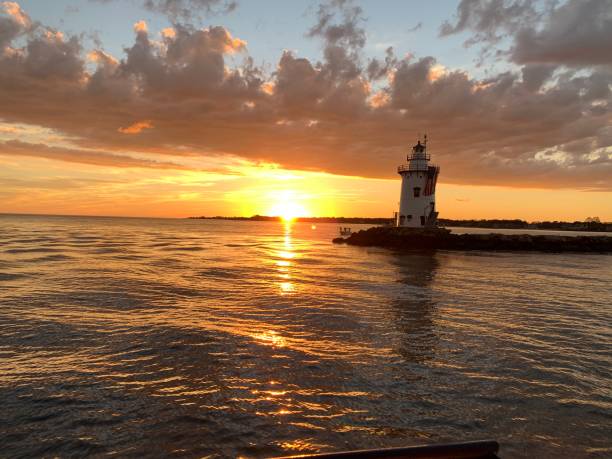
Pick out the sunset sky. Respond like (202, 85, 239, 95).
(1, 0, 611, 220)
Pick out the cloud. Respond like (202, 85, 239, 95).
(0, 1, 610, 191)
(366, 46, 396, 81)
(115, 22, 250, 98)
(133, 20, 148, 33)
(0, 176, 121, 191)
(308, 0, 366, 51)
(407, 22, 422, 33)
(91, 0, 238, 21)
(440, 0, 612, 68)
(306, 0, 371, 84)
(439, 0, 539, 45)
(142, 0, 238, 19)
(0, 1, 31, 49)
(520, 63, 556, 92)
(118, 120, 153, 134)
(2, 1, 29, 27)
(512, 0, 612, 66)
(0, 140, 190, 169)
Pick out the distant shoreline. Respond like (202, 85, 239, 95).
(189, 215, 392, 224)
(189, 215, 612, 232)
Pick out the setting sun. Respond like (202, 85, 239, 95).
(267, 190, 311, 221)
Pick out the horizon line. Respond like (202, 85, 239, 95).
(1, 212, 609, 224)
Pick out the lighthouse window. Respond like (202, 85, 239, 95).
(413, 187, 421, 197)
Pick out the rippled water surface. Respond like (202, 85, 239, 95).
(1, 214, 611, 458)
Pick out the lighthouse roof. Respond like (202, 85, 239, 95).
(413, 141, 426, 152)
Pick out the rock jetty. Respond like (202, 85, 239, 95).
(332, 226, 612, 253)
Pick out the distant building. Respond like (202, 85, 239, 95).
(396, 136, 440, 227)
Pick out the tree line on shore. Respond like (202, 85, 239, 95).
(437, 218, 611, 232)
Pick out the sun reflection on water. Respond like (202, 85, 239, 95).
(278, 438, 332, 453)
(275, 221, 296, 295)
(252, 330, 287, 347)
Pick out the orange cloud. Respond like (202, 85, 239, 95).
(2, 1, 29, 27)
(261, 81, 275, 95)
(118, 121, 153, 135)
(87, 49, 118, 65)
(226, 36, 246, 53)
(161, 27, 176, 39)
(428, 64, 448, 82)
(133, 20, 148, 33)
(369, 90, 390, 108)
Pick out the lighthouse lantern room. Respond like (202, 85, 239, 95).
(396, 135, 440, 227)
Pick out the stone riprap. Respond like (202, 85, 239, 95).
(333, 227, 612, 253)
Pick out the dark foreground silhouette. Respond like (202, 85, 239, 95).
(278, 439, 500, 459)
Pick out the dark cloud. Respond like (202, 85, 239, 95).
(91, 0, 237, 21)
(115, 22, 255, 100)
(512, 0, 612, 66)
(440, 0, 612, 68)
(307, 0, 366, 81)
(407, 22, 423, 33)
(25, 32, 83, 80)
(0, 2, 32, 49)
(143, 0, 237, 19)
(366, 46, 396, 81)
(521, 63, 556, 92)
(308, 0, 365, 50)
(440, 0, 540, 45)
(0, 1, 610, 191)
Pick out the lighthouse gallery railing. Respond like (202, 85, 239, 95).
(398, 162, 437, 173)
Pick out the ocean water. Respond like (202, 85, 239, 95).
(1, 214, 610, 458)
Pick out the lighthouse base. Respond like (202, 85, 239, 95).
(396, 209, 439, 228)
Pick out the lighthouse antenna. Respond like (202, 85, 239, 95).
(424, 134, 428, 146)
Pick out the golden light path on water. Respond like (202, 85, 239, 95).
(0, 214, 611, 458)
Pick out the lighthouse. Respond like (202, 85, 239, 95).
(396, 136, 440, 227)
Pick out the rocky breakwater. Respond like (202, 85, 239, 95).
(333, 227, 612, 253)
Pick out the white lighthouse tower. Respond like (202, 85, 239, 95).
(396, 135, 440, 227)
